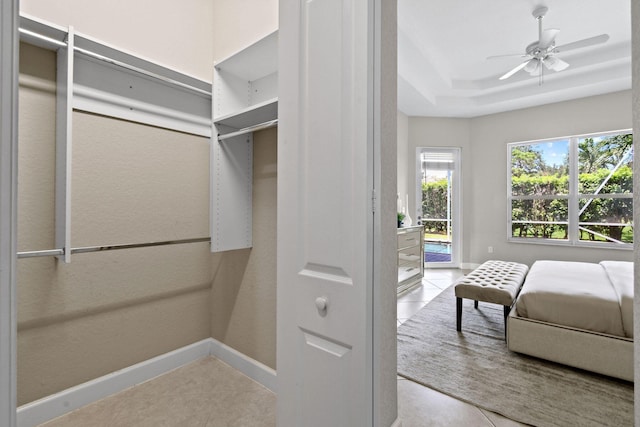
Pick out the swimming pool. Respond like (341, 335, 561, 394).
(424, 241, 451, 263)
(425, 241, 451, 254)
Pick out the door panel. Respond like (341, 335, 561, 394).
(277, 0, 373, 425)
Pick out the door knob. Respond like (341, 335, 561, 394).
(315, 296, 328, 312)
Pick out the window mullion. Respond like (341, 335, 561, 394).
(568, 136, 579, 244)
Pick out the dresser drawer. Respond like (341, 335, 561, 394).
(397, 230, 421, 249)
(398, 245, 422, 267)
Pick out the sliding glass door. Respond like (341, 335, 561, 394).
(416, 148, 460, 268)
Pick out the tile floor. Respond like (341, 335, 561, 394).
(38, 269, 527, 427)
(396, 269, 527, 427)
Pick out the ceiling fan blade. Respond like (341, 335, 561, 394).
(544, 56, 569, 72)
(524, 58, 540, 73)
(554, 34, 609, 52)
(539, 28, 560, 49)
(499, 60, 531, 80)
(487, 53, 527, 60)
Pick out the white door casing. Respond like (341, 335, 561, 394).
(277, 0, 396, 425)
(0, 0, 18, 426)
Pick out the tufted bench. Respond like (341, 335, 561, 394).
(454, 260, 529, 338)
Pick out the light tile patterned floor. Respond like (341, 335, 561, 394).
(37, 269, 526, 427)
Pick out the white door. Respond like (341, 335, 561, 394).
(277, 0, 397, 426)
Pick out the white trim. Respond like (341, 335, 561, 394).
(19, 14, 213, 139)
(73, 85, 212, 138)
(0, 0, 19, 425)
(16, 338, 276, 427)
(417, 147, 462, 269)
(208, 338, 277, 393)
(506, 129, 633, 248)
(460, 262, 481, 270)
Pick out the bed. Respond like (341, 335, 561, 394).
(507, 260, 634, 382)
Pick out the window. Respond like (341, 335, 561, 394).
(508, 130, 633, 248)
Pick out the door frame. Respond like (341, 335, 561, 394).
(415, 147, 461, 269)
(0, 0, 19, 426)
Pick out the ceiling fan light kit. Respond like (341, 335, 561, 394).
(493, 5, 609, 84)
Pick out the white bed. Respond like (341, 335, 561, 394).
(507, 260, 634, 382)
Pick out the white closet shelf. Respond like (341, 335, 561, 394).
(214, 30, 278, 81)
(19, 14, 212, 95)
(214, 98, 277, 131)
(211, 30, 278, 253)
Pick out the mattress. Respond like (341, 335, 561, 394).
(515, 260, 631, 338)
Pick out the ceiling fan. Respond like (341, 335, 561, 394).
(490, 6, 609, 82)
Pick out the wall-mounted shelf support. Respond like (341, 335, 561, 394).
(18, 13, 213, 262)
(55, 27, 73, 263)
(211, 30, 278, 253)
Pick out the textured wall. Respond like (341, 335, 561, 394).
(17, 44, 212, 404)
(208, 0, 279, 370)
(210, 129, 277, 369)
(17, 0, 281, 403)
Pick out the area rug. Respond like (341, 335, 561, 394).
(397, 285, 633, 427)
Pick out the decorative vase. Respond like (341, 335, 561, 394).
(404, 212, 412, 227)
(404, 194, 413, 226)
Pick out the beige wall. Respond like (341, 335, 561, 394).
(17, 0, 281, 404)
(211, 0, 278, 62)
(208, 0, 279, 370)
(20, 0, 214, 82)
(470, 90, 633, 266)
(405, 90, 634, 267)
(210, 129, 277, 368)
(17, 44, 212, 404)
(406, 116, 472, 263)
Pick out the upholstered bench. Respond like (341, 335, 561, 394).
(454, 260, 529, 338)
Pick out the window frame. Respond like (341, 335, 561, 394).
(506, 129, 633, 250)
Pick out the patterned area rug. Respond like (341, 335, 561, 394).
(397, 285, 633, 427)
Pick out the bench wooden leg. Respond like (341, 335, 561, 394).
(474, 300, 478, 309)
(456, 297, 462, 331)
(503, 305, 510, 340)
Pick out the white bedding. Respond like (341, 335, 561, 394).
(601, 260, 634, 338)
(515, 260, 632, 338)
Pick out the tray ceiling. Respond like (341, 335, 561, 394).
(398, 0, 632, 117)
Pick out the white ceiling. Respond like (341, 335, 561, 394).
(398, 0, 632, 118)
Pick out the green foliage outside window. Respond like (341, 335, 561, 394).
(422, 179, 448, 234)
(509, 132, 633, 245)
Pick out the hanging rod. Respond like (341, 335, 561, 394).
(17, 237, 211, 259)
(18, 28, 67, 48)
(18, 26, 211, 97)
(17, 248, 65, 259)
(217, 119, 279, 141)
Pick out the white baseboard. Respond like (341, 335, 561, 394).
(460, 262, 481, 270)
(17, 338, 276, 427)
(209, 338, 277, 393)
